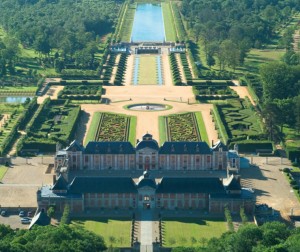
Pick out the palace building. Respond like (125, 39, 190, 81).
(37, 134, 254, 214)
(55, 133, 239, 172)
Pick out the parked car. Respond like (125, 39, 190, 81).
(21, 218, 31, 224)
(0, 210, 6, 216)
(27, 211, 33, 217)
(19, 211, 25, 217)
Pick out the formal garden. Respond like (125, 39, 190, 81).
(17, 99, 80, 154)
(159, 112, 208, 143)
(85, 112, 136, 145)
(57, 85, 102, 102)
(0, 105, 23, 155)
(72, 218, 131, 248)
(212, 98, 265, 145)
(192, 80, 239, 102)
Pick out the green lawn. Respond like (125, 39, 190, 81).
(163, 218, 227, 247)
(283, 125, 300, 148)
(128, 116, 137, 146)
(0, 166, 8, 181)
(84, 112, 102, 145)
(119, 4, 136, 42)
(72, 218, 131, 247)
(159, 116, 167, 145)
(138, 56, 158, 85)
(195, 112, 209, 145)
(162, 2, 177, 42)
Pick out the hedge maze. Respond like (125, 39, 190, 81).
(89, 112, 136, 142)
(212, 99, 264, 144)
(18, 99, 81, 154)
(164, 113, 201, 142)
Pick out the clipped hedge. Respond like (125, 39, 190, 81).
(212, 105, 229, 144)
(229, 141, 274, 154)
(286, 147, 300, 162)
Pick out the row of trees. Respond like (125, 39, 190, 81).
(181, 0, 298, 70)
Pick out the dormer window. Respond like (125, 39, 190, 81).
(107, 144, 111, 153)
(171, 144, 175, 152)
(119, 144, 123, 152)
(196, 144, 199, 152)
(184, 144, 187, 152)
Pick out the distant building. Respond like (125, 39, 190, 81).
(38, 134, 254, 214)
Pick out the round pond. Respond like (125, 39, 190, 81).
(126, 103, 171, 111)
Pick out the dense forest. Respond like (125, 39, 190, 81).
(181, 0, 300, 68)
(0, 224, 107, 252)
(172, 221, 300, 252)
(0, 0, 122, 72)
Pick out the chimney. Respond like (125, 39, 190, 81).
(53, 175, 56, 185)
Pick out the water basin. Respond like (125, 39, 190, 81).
(131, 3, 165, 42)
(0, 96, 33, 103)
(127, 103, 170, 111)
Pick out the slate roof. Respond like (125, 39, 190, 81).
(212, 141, 228, 151)
(66, 140, 84, 152)
(159, 142, 211, 155)
(52, 175, 68, 191)
(68, 177, 138, 194)
(136, 140, 159, 151)
(84, 142, 135, 154)
(137, 178, 157, 189)
(156, 177, 224, 193)
(29, 210, 51, 230)
(222, 175, 241, 191)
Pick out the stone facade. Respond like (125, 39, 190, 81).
(38, 134, 254, 215)
(55, 134, 239, 173)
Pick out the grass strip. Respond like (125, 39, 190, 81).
(84, 112, 102, 145)
(0, 165, 8, 181)
(159, 116, 167, 145)
(161, 2, 177, 42)
(128, 116, 137, 146)
(195, 112, 209, 145)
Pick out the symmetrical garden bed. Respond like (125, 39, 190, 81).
(162, 112, 202, 142)
(85, 112, 136, 144)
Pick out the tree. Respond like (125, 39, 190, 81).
(260, 62, 295, 102)
(47, 206, 55, 219)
